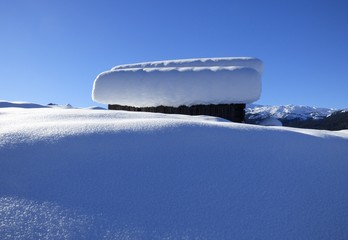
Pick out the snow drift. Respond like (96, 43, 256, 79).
(259, 117, 283, 126)
(92, 57, 263, 107)
(1, 105, 348, 239)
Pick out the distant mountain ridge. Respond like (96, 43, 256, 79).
(246, 104, 348, 130)
(1, 100, 346, 130)
(0, 101, 105, 110)
(246, 104, 336, 120)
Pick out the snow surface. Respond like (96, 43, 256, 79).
(112, 57, 264, 74)
(92, 57, 263, 107)
(1, 103, 348, 239)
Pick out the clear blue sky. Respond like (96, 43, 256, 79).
(1, 0, 347, 109)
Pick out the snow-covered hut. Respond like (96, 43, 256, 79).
(92, 57, 263, 122)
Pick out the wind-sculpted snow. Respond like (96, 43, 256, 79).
(1, 107, 348, 239)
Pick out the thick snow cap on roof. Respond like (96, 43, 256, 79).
(92, 57, 263, 107)
(113, 57, 263, 74)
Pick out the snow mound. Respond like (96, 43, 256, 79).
(84, 106, 106, 110)
(92, 57, 263, 107)
(258, 117, 283, 126)
(1, 107, 348, 239)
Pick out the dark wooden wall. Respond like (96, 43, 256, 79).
(108, 103, 246, 123)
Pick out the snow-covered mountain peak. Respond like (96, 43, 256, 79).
(246, 104, 336, 120)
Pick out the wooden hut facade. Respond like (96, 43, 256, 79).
(109, 103, 246, 123)
(92, 57, 263, 123)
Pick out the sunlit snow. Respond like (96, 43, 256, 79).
(1, 101, 348, 239)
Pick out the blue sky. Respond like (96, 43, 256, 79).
(1, 0, 347, 109)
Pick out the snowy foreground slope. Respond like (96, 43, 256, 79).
(1, 105, 348, 239)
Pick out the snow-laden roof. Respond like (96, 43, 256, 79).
(112, 57, 263, 74)
(92, 57, 263, 107)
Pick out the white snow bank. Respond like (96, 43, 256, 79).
(113, 57, 264, 74)
(92, 65, 262, 107)
(259, 117, 283, 126)
(1, 107, 348, 239)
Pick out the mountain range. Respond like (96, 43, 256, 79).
(1, 101, 347, 130)
(246, 104, 348, 130)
